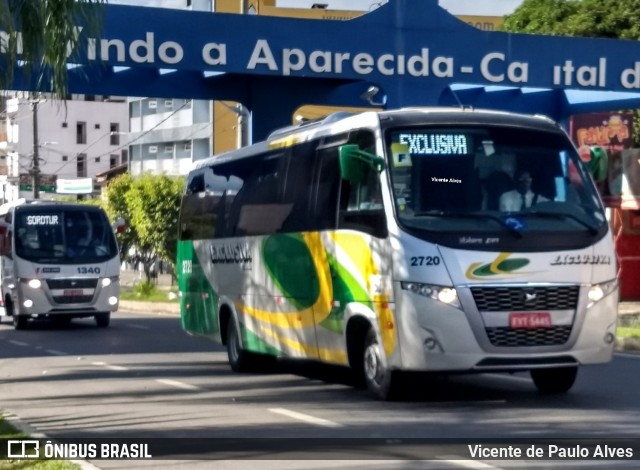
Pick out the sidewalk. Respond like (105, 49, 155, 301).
(619, 300, 640, 317)
(119, 268, 175, 290)
(118, 268, 179, 315)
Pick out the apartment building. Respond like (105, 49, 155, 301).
(0, 94, 128, 202)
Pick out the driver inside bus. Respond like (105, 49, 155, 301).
(76, 224, 92, 248)
(499, 170, 548, 212)
(21, 227, 40, 250)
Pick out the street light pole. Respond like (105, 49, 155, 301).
(31, 97, 40, 199)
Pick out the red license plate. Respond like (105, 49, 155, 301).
(509, 312, 552, 329)
(63, 289, 84, 296)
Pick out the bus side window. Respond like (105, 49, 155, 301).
(0, 227, 11, 258)
(337, 131, 387, 238)
(313, 147, 341, 231)
(236, 152, 291, 236)
(280, 141, 315, 233)
(179, 171, 205, 241)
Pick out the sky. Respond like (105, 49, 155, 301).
(276, 0, 525, 16)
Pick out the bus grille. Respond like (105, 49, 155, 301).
(470, 286, 580, 311)
(46, 278, 97, 305)
(485, 326, 573, 347)
(47, 278, 98, 289)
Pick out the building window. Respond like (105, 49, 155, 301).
(62, 155, 68, 162)
(76, 122, 86, 144)
(95, 157, 100, 163)
(95, 123, 100, 129)
(62, 122, 68, 128)
(165, 100, 173, 109)
(148, 100, 157, 109)
(110, 154, 118, 168)
(184, 143, 192, 151)
(77, 153, 87, 177)
(165, 144, 174, 153)
(110, 123, 120, 145)
(149, 145, 158, 154)
(121, 149, 128, 164)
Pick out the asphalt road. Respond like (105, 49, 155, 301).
(1, 309, 639, 469)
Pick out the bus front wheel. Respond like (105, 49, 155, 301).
(363, 328, 400, 400)
(227, 319, 253, 372)
(13, 314, 27, 330)
(95, 312, 111, 328)
(530, 366, 578, 394)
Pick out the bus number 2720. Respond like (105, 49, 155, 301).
(410, 256, 440, 266)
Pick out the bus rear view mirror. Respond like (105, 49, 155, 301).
(0, 222, 8, 257)
(339, 145, 385, 183)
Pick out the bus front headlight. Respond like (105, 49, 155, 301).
(20, 278, 42, 289)
(587, 279, 618, 308)
(101, 276, 119, 288)
(401, 282, 461, 309)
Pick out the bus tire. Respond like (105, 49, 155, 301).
(95, 312, 111, 328)
(363, 328, 400, 400)
(13, 314, 27, 330)
(530, 366, 578, 394)
(226, 319, 253, 372)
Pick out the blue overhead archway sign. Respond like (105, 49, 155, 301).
(5, 0, 640, 140)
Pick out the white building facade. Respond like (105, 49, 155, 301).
(127, 97, 212, 177)
(1, 94, 129, 202)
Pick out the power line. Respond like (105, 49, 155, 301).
(49, 100, 192, 175)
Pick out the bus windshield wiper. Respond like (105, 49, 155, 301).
(413, 210, 524, 237)
(525, 210, 600, 235)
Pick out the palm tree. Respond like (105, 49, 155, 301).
(1, 0, 105, 99)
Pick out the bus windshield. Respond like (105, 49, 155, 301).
(385, 125, 607, 250)
(14, 208, 118, 264)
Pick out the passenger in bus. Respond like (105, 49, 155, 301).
(77, 228, 91, 248)
(499, 170, 548, 212)
(22, 228, 40, 250)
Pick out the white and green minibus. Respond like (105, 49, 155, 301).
(177, 108, 618, 399)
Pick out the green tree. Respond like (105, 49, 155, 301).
(503, 0, 640, 39)
(109, 173, 184, 281)
(0, 0, 104, 98)
(503, 0, 640, 145)
(502, 0, 580, 36)
(103, 173, 137, 263)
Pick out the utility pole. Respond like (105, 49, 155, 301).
(31, 96, 41, 199)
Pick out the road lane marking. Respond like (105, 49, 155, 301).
(92, 361, 129, 371)
(437, 456, 502, 469)
(8, 340, 29, 347)
(44, 349, 67, 356)
(269, 407, 342, 428)
(155, 379, 201, 391)
(485, 373, 532, 384)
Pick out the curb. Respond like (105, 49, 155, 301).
(118, 300, 179, 316)
(615, 337, 640, 352)
(3, 413, 101, 470)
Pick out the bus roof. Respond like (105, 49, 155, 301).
(0, 199, 105, 217)
(189, 106, 562, 172)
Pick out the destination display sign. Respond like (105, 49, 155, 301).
(396, 132, 470, 156)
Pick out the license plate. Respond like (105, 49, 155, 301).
(63, 289, 84, 296)
(509, 312, 552, 329)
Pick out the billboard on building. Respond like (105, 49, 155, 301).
(570, 112, 638, 208)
